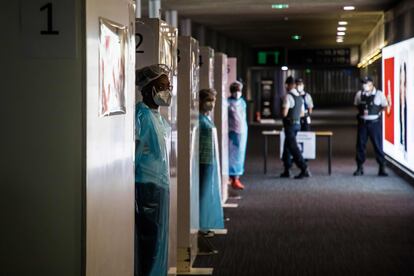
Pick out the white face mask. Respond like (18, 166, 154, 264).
(363, 84, 371, 92)
(236, 92, 242, 99)
(204, 101, 214, 111)
(297, 84, 304, 92)
(152, 86, 172, 106)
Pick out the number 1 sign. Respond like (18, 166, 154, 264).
(20, 0, 76, 58)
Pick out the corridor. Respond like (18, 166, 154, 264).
(195, 156, 414, 275)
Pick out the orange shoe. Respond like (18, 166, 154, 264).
(231, 178, 245, 190)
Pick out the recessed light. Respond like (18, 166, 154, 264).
(337, 40, 344, 43)
(337, 32, 346, 36)
(337, 27, 347, 31)
(343, 6, 355, 11)
(338, 21, 348, 25)
(272, 4, 289, 9)
(281, 66, 289, 71)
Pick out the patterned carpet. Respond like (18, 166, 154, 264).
(193, 156, 414, 276)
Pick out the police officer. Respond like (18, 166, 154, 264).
(296, 78, 314, 131)
(354, 76, 389, 177)
(280, 76, 311, 179)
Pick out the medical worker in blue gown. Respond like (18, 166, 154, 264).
(199, 88, 225, 231)
(135, 65, 172, 276)
(228, 81, 248, 190)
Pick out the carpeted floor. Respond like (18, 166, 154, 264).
(193, 156, 414, 276)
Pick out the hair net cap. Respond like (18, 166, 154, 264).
(230, 81, 244, 92)
(136, 64, 171, 90)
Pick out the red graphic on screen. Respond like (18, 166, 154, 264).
(384, 57, 395, 144)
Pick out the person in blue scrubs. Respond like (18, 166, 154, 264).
(228, 81, 248, 190)
(135, 65, 172, 276)
(199, 88, 225, 231)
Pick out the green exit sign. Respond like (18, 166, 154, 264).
(258, 51, 280, 65)
(272, 4, 289, 9)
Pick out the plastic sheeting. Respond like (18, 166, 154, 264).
(199, 114, 224, 230)
(135, 102, 170, 276)
(228, 97, 248, 176)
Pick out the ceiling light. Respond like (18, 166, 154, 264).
(337, 27, 347, 31)
(291, 35, 301, 40)
(338, 21, 348, 25)
(343, 6, 355, 11)
(337, 31, 346, 36)
(281, 66, 289, 71)
(272, 4, 289, 9)
(337, 39, 344, 43)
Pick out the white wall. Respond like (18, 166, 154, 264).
(85, 0, 135, 275)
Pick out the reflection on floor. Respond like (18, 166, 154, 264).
(193, 156, 414, 276)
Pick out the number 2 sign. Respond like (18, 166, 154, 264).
(20, 0, 76, 58)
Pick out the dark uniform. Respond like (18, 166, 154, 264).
(354, 77, 388, 176)
(281, 88, 310, 179)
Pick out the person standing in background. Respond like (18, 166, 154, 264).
(280, 76, 311, 179)
(353, 76, 389, 177)
(296, 78, 314, 131)
(199, 88, 225, 232)
(228, 81, 248, 190)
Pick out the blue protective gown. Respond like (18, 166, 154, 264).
(135, 102, 170, 276)
(199, 114, 225, 230)
(228, 97, 248, 176)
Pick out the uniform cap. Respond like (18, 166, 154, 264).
(361, 76, 373, 84)
(295, 78, 304, 84)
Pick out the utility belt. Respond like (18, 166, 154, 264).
(283, 117, 300, 126)
(357, 117, 381, 124)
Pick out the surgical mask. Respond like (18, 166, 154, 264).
(152, 86, 172, 106)
(363, 84, 370, 92)
(297, 85, 304, 92)
(204, 101, 214, 111)
(236, 92, 242, 99)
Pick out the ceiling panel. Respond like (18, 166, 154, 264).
(141, 0, 400, 48)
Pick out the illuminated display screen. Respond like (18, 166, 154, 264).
(254, 48, 284, 66)
(257, 51, 280, 65)
(382, 37, 414, 173)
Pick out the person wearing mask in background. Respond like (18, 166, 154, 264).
(228, 81, 248, 190)
(199, 88, 225, 233)
(280, 76, 311, 179)
(296, 78, 314, 131)
(353, 76, 389, 177)
(135, 64, 172, 276)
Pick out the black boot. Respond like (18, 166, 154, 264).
(280, 169, 291, 178)
(295, 168, 311, 179)
(378, 165, 388, 177)
(353, 166, 364, 176)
